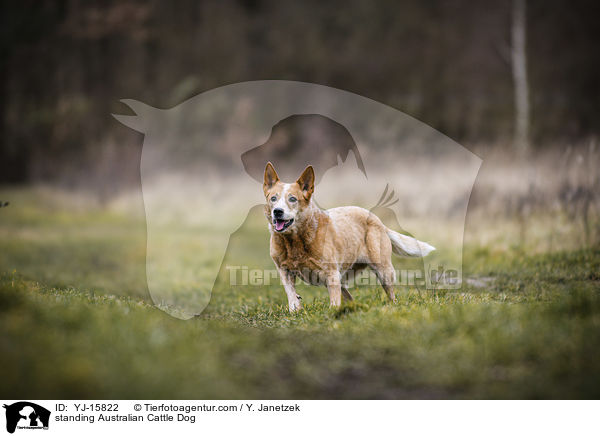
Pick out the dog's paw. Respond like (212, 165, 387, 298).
(288, 300, 302, 312)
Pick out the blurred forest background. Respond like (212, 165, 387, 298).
(1, 0, 599, 196)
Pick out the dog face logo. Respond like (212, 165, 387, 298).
(113, 80, 481, 319)
(3, 402, 50, 433)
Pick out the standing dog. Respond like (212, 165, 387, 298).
(263, 162, 435, 312)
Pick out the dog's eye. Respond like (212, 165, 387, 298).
(270, 196, 277, 202)
(288, 196, 297, 203)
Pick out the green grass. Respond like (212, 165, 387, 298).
(1, 188, 599, 398)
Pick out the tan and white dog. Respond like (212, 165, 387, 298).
(263, 162, 435, 312)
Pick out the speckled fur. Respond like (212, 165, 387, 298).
(263, 162, 432, 312)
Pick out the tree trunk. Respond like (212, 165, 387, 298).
(511, 0, 530, 154)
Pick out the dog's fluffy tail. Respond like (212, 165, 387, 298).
(386, 229, 435, 258)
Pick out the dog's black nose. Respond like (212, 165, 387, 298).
(273, 208, 284, 218)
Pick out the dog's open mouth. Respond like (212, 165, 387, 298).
(273, 218, 294, 232)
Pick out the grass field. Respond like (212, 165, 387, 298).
(1, 187, 599, 399)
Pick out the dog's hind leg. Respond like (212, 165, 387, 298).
(340, 273, 354, 301)
(366, 224, 397, 302)
(341, 287, 354, 301)
(370, 262, 396, 302)
(341, 281, 354, 301)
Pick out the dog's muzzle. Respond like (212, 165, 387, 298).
(273, 218, 294, 232)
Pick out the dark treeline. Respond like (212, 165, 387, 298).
(1, 0, 599, 188)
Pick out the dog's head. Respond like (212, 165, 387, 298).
(263, 162, 315, 234)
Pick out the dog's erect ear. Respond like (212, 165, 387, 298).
(296, 165, 315, 201)
(263, 162, 280, 196)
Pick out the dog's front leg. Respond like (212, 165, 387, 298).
(326, 271, 343, 307)
(278, 268, 302, 312)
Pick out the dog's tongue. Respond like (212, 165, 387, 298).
(275, 220, 286, 231)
